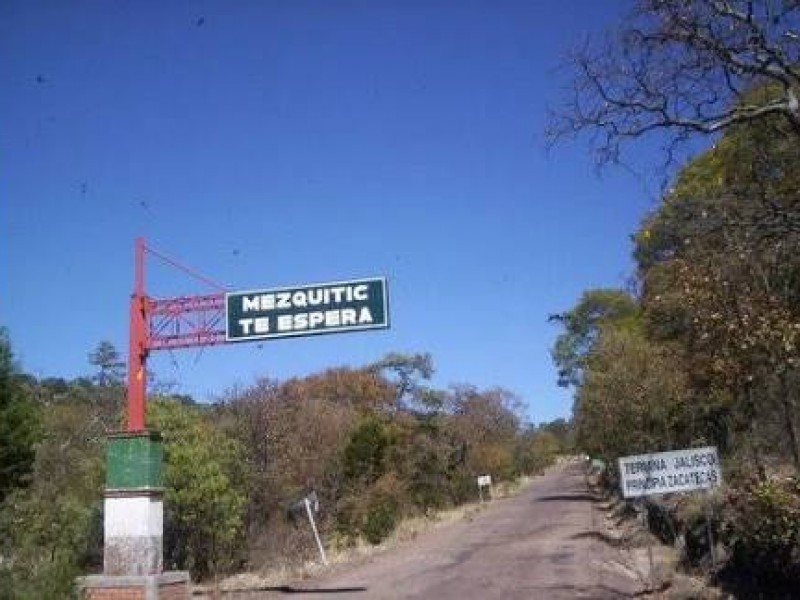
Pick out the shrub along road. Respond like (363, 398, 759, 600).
(275, 462, 639, 599)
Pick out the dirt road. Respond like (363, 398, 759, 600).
(265, 462, 639, 599)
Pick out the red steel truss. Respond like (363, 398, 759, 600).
(126, 237, 226, 431)
(148, 294, 226, 351)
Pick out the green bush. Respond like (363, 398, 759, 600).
(363, 495, 399, 545)
(722, 476, 800, 589)
(335, 471, 404, 546)
(448, 471, 478, 505)
(148, 399, 247, 580)
(0, 399, 105, 600)
(343, 417, 390, 485)
(0, 480, 102, 600)
(408, 470, 449, 512)
(0, 328, 41, 504)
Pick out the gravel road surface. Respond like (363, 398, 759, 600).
(258, 462, 640, 599)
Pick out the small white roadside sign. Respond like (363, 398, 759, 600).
(476, 474, 493, 502)
(618, 446, 721, 499)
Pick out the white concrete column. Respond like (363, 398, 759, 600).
(104, 491, 163, 576)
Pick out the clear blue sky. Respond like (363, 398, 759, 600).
(1, 1, 660, 424)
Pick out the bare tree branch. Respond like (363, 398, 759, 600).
(547, 0, 800, 166)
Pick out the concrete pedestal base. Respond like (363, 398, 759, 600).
(79, 431, 176, 597)
(104, 492, 164, 575)
(78, 571, 191, 600)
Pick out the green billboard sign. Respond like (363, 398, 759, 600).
(226, 277, 389, 342)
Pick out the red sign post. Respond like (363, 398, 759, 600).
(124, 237, 226, 431)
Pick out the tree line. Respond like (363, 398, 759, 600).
(0, 334, 567, 598)
(549, 1, 800, 593)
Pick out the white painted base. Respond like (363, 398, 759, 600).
(105, 495, 163, 537)
(104, 494, 163, 576)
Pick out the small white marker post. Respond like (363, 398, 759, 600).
(638, 499, 655, 590)
(704, 489, 718, 577)
(304, 496, 328, 566)
(477, 474, 492, 503)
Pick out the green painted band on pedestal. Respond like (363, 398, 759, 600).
(106, 431, 163, 489)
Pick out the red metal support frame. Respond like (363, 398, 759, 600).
(125, 238, 226, 431)
(127, 237, 148, 431)
(148, 294, 226, 351)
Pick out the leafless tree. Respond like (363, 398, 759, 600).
(548, 1, 800, 165)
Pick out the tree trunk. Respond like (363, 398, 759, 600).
(742, 381, 767, 480)
(779, 371, 800, 475)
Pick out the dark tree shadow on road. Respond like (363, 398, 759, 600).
(214, 586, 368, 597)
(536, 493, 599, 503)
(570, 530, 624, 548)
(262, 586, 367, 594)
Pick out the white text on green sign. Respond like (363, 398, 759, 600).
(225, 277, 388, 342)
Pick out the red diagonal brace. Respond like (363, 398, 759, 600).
(125, 238, 227, 431)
